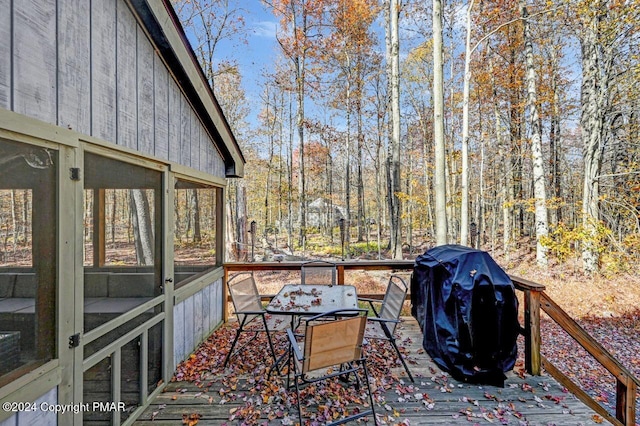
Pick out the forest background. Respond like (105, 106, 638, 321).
(172, 0, 639, 280)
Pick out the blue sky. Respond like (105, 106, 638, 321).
(219, 2, 279, 114)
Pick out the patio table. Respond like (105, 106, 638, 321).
(265, 284, 359, 375)
(266, 284, 358, 327)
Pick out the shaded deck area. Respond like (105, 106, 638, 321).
(134, 316, 602, 425)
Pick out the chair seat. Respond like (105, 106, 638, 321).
(265, 313, 290, 331)
(364, 321, 391, 339)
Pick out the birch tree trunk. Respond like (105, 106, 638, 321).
(356, 99, 365, 243)
(296, 53, 307, 251)
(522, 0, 548, 266)
(388, 0, 403, 259)
(460, 0, 474, 247)
(433, 0, 448, 245)
(344, 63, 352, 256)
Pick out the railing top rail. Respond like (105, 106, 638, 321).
(540, 291, 640, 387)
(510, 275, 547, 291)
(224, 260, 415, 270)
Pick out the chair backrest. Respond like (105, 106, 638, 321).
(227, 272, 263, 321)
(378, 275, 408, 335)
(300, 260, 337, 286)
(302, 313, 367, 373)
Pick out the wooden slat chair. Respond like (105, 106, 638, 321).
(300, 260, 337, 286)
(286, 309, 377, 426)
(359, 275, 414, 382)
(223, 272, 288, 370)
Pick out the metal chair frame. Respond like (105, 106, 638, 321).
(223, 272, 285, 371)
(359, 274, 414, 382)
(286, 309, 377, 426)
(300, 260, 337, 286)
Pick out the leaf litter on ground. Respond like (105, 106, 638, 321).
(167, 308, 638, 425)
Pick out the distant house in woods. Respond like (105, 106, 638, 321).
(307, 198, 346, 229)
(0, 1, 244, 425)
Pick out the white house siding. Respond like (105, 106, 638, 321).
(0, 0, 226, 177)
(90, 0, 117, 142)
(173, 278, 223, 370)
(13, 0, 57, 124)
(0, 0, 10, 108)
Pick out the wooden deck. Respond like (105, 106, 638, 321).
(134, 317, 603, 425)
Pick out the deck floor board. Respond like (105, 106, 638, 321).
(134, 317, 602, 425)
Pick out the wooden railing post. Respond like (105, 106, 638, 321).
(337, 264, 345, 285)
(616, 377, 636, 425)
(524, 288, 542, 376)
(223, 266, 229, 322)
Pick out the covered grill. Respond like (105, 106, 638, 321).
(411, 245, 520, 386)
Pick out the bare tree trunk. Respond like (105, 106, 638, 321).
(460, 0, 475, 247)
(111, 190, 117, 247)
(191, 189, 201, 243)
(287, 92, 294, 254)
(174, 193, 181, 242)
(130, 189, 154, 265)
(580, 9, 606, 274)
(225, 202, 236, 261)
(10, 190, 16, 256)
(264, 85, 276, 234)
(522, 0, 548, 266)
(356, 103, 365, 243)
(387, 0, 403, 259)
(375, 75, 385, 260)
(236, 184, 248, 261)
(345, 72, 352, 256)
(491, 57, 512, 258)
(433, 0, 447, 245)
(549, 46, 562, 226)
(21, 190, 28, 244)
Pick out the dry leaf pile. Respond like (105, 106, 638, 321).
(164, 312, 638, 425)
(540, 309, 640, 420)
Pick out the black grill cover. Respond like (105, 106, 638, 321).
(411, 245, 519, 386)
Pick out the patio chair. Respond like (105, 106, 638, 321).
(359, 275, 414, 382)
(223, 272, 287, 370)
(300, 260, 337, 286)
(286, 309, 377, 426)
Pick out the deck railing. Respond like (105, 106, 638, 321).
(224, 261, 638, 426)
(511, 275, 638, 426)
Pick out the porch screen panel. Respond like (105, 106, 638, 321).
(82, 152, 164, 425)
(0, 138, 57, 386)
(174, 179, 218, 289)
(83, 152, 162, 331)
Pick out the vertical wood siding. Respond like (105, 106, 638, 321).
(91, 0, 117, 143)
(13, 0, 57, 124)
(173, 279, 223, 369)
(116, 3, 137, 150)
(180, 97, 192, 167)
(168, 80, 181, 163)
(137, 25, 154, 156)
(0, 0, 225, 177)
(154, 55, 169, 161)
(0, 0, 11, 109)
(58, 0, 91, 135)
